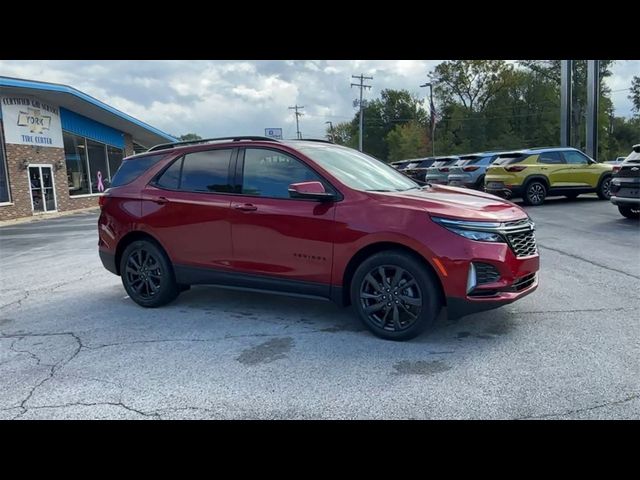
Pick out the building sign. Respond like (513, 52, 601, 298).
(265, 128, 283, 140)
(0, 96, 63, 148)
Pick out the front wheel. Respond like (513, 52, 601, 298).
(350, 251, 442, 341)
(618, 205, 640, 220)
(120, 240, 179, 307)
(523, 181, 547, 206)
(597, 176, 612, 200)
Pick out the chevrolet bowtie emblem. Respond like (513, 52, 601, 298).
(17, 107, 52, 134)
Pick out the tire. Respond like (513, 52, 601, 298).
(565, 193, 579, 200)
(350, 250, 442, 341)
(597, 175, 612, 200)
(120, 239, 179, 308)
(475, 175, 485, 190)
(618, 205, 640, 220)
(522, 180, 547, 206)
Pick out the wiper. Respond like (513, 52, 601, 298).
(366, 189, 393, 192)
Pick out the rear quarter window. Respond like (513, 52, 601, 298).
(110, 154, 167, 187)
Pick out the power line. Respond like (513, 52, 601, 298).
(288, 104, 304, 139)
(351, 73, 373, 151)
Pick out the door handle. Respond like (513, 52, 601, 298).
(152, 196, 169, 205)
(234, 203, 258, 211)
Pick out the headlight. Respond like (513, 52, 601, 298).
(431, 216, 506, 243)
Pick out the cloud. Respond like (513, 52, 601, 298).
(0, 60, 636, 141)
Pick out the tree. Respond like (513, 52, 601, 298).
(328, 121, 357, 148)
(177, 133, 202, 141)
(630, 76, 640, 116)
(429, 60, 515, 112)
(340, 89, 427, 160)
(386, 121, 429, 161)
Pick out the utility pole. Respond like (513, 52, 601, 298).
(289, 105, 304, 139)
(420, 81, 435, 156)
(325, 121, 334, 142)
(351, 74, 373, 151)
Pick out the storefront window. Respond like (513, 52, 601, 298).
(63, 133, 90, 196)
(107, 145, 123, 178)
(87, 139, 110, 192)
(0, 118, 10, 203)
(63, 132, 124, 196)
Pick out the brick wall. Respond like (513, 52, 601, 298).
(0, 143, 98, 221)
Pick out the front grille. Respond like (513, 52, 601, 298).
(510, 273, 537, 291)
(474, 262, 500, 285)
(504, 218, 530, 229)
(507, 230, 537, 257)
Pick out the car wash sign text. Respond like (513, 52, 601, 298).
(1, 96, 64, 148)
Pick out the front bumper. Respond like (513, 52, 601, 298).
(611, 195, 640, 206)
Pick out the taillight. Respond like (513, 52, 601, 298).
(505, 165, 527, 172)
(613, 165, 621, 174)
(439, 167, 450, 172)
(463, 166, 480, 172)
(98, 195, 109, 208)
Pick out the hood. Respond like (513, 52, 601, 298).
(369, 184, 527, 222)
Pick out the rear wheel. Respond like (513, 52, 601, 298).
(120, 240, 179, 307)
(618, 205, 640, 220)
(350, 251, 441, 341)
(523, 181, 547, 206)
(597, 176, 612, 200)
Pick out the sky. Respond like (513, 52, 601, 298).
(0, 60, 637, 141)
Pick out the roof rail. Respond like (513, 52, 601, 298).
(284, 138, 334, 144)
(147, 136, 279, 152)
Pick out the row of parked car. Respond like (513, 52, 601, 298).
(391, 145, 640, 219)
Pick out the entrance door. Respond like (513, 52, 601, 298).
(28, 165, 57, 213)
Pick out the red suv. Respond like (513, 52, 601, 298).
(99, 137, 539, 340)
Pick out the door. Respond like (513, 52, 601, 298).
(560, 150, 599, 187)
(140, 148, 235, 270)
(535, 151, 566, 187)
(28, 165, 57, 213)
(229, 147, 337, 285)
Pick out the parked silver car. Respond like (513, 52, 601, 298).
(447, 151, 505, 190)
(424, 156, 459, 184)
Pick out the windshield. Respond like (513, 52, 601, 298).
(296, 144, 419, 192)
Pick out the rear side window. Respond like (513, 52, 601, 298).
(180, 149, 233, 193)
(538, 151, 565, 164)
(494, 154, 526, 165)
(156, 157, 183, 189)
(110, 154, 166, 187)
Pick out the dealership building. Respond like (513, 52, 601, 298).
(0, 76, 176, 221)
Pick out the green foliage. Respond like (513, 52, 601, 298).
(335, 61, 632, 163)
(630, 76, 640, 116)
(177, 133, 202, 141)
(386, 121, 429, 161)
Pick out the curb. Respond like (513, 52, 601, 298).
(0, 207, 100, 227)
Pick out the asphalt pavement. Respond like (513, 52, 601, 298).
(0, 195, 638, 419)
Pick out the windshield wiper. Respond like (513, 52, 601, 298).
(366, 189, 393, 192)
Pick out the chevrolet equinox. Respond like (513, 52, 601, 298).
(99, 137, 539, 340)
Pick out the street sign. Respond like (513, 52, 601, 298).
(265, 128, 283, 139)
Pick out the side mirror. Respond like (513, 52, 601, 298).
(288, 181, 336, 202)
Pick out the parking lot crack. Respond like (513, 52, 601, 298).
(18, 401, 159, 419)
(518, 392, 640, 419)
(538, 244, 640, 280)
(0, 332, 86, 416)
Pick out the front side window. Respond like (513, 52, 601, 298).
(180, 149, 233, 193)
(562, 151, 589, 165)
(241, 148, 324, 198)
(296, 144, 418, 192)
(537, 151, 565, 165)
